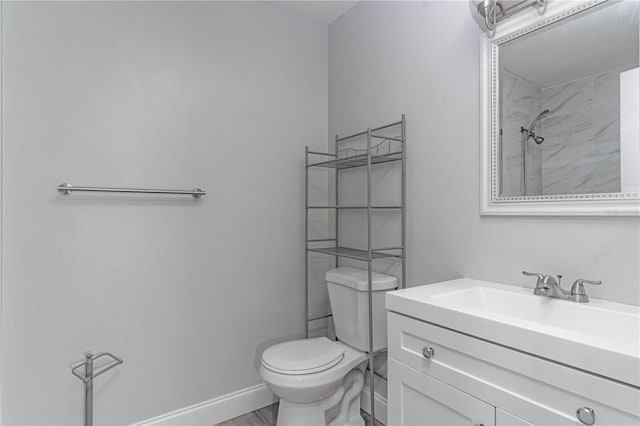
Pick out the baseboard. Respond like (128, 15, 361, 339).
(360, 387, 387, 426)
(132, 383, 276, 426)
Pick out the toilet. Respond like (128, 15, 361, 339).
(259, 267, 398, 426)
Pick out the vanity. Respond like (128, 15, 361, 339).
(385, 279, 640, 425)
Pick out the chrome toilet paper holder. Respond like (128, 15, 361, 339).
(71, 352, 123, 426)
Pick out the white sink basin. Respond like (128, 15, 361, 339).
(432, 286, 639, 344)
(386, 278, 640, 387)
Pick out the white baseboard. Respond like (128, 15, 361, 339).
(132, 383, 276, 426)
(360, 387, 387, 426)
(131, 376, 385, 426)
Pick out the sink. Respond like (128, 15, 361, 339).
(431, 286, 639, 344)
(386, 278, 640, 387)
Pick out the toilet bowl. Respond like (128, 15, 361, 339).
(259, 267, 398, 426)
(260, 338, 367, 426)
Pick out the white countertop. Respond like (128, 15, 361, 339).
(386, 278, 640, 387)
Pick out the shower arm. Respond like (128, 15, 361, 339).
(521, 110, 551, 137)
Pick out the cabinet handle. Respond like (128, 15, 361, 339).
(422, 347, 435, 359)
(576, 407, 596, 425)
(473, 424, 485, 426)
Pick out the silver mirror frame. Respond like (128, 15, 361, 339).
(480, 0, 640, 216)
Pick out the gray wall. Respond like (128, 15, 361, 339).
(329, 1, 639, 304)
(1, 2, 327, 424)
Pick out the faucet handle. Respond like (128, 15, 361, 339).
(576, 278, 601, 285)
(571, 279, 601, 294)
(522, 271, 545, 280)
(570, 279, 602, 303)
(523, 271, 548, 294)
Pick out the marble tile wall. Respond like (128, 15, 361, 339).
(500, 71, 542, 196)
(540, 68, 628, 194)
(540, 77, 595, 195)
(501, 66, 632, 196)
(592, 70, 623, 192)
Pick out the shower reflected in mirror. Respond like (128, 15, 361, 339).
(520, 109, 550, 195)
(497, 0, 639, 198)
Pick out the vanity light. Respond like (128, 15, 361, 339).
(470, 0, 548, 38)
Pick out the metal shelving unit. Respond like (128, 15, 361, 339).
(304, 115, 406, 425)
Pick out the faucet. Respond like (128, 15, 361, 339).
(522, 271, 601, 303)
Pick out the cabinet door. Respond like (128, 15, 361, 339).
(388, 359, 495, 426)
(496, 409, 534, 426)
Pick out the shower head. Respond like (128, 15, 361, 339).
(531, 133, 544, 144)
(527, 109, 551, 133)
(520, 109, 551, 144)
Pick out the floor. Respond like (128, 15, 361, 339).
(215, 402, 384, 426)
(215, 402, 278, 426)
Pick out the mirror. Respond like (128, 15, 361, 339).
(480, 0, 640, 215)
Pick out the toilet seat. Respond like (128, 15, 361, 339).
(262, 338, 345, 375)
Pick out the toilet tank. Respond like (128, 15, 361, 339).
(325, 267, 398, 353)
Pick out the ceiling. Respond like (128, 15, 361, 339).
(267, 1, 358, 24)
(501, 1, 639, 87)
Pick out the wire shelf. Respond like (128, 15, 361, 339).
(308, 138, 403, 169)
(307, 246, 402, 261)
(306, 205, 403, 210)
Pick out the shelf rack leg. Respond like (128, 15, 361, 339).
(366, 128, 376, 425)
(401, 114, 406, 289)
(335, 135, 339, 269)
(305, 146, 309, 339)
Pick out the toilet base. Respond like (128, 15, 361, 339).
(276, 369, 365, 426)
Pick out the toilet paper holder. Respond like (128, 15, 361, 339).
(71, 351, 123, 426)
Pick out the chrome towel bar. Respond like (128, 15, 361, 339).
(58, 183, 205, 199)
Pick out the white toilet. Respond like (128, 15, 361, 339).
(259, 267, 398, 426)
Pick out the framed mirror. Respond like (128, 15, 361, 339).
(480, 0, 640, 215)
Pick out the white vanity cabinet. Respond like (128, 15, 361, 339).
(387, 312, 640, 426)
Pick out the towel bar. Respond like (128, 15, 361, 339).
(58, 183, 205, 199)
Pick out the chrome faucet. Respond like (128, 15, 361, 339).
(522, 271, 601, 303)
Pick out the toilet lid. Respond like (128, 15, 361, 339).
(262, 338, 345, 375)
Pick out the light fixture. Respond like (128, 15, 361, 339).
(469, 0, 548, 38)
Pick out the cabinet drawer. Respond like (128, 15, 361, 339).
(388, 311, 640, 425)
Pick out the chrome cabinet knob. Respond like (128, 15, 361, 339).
(576, 407, 596, 425)
(422, 347, 435, 359)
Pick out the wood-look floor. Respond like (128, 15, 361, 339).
(215, 402, 278, 426)
(215, 402, 383, 426)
